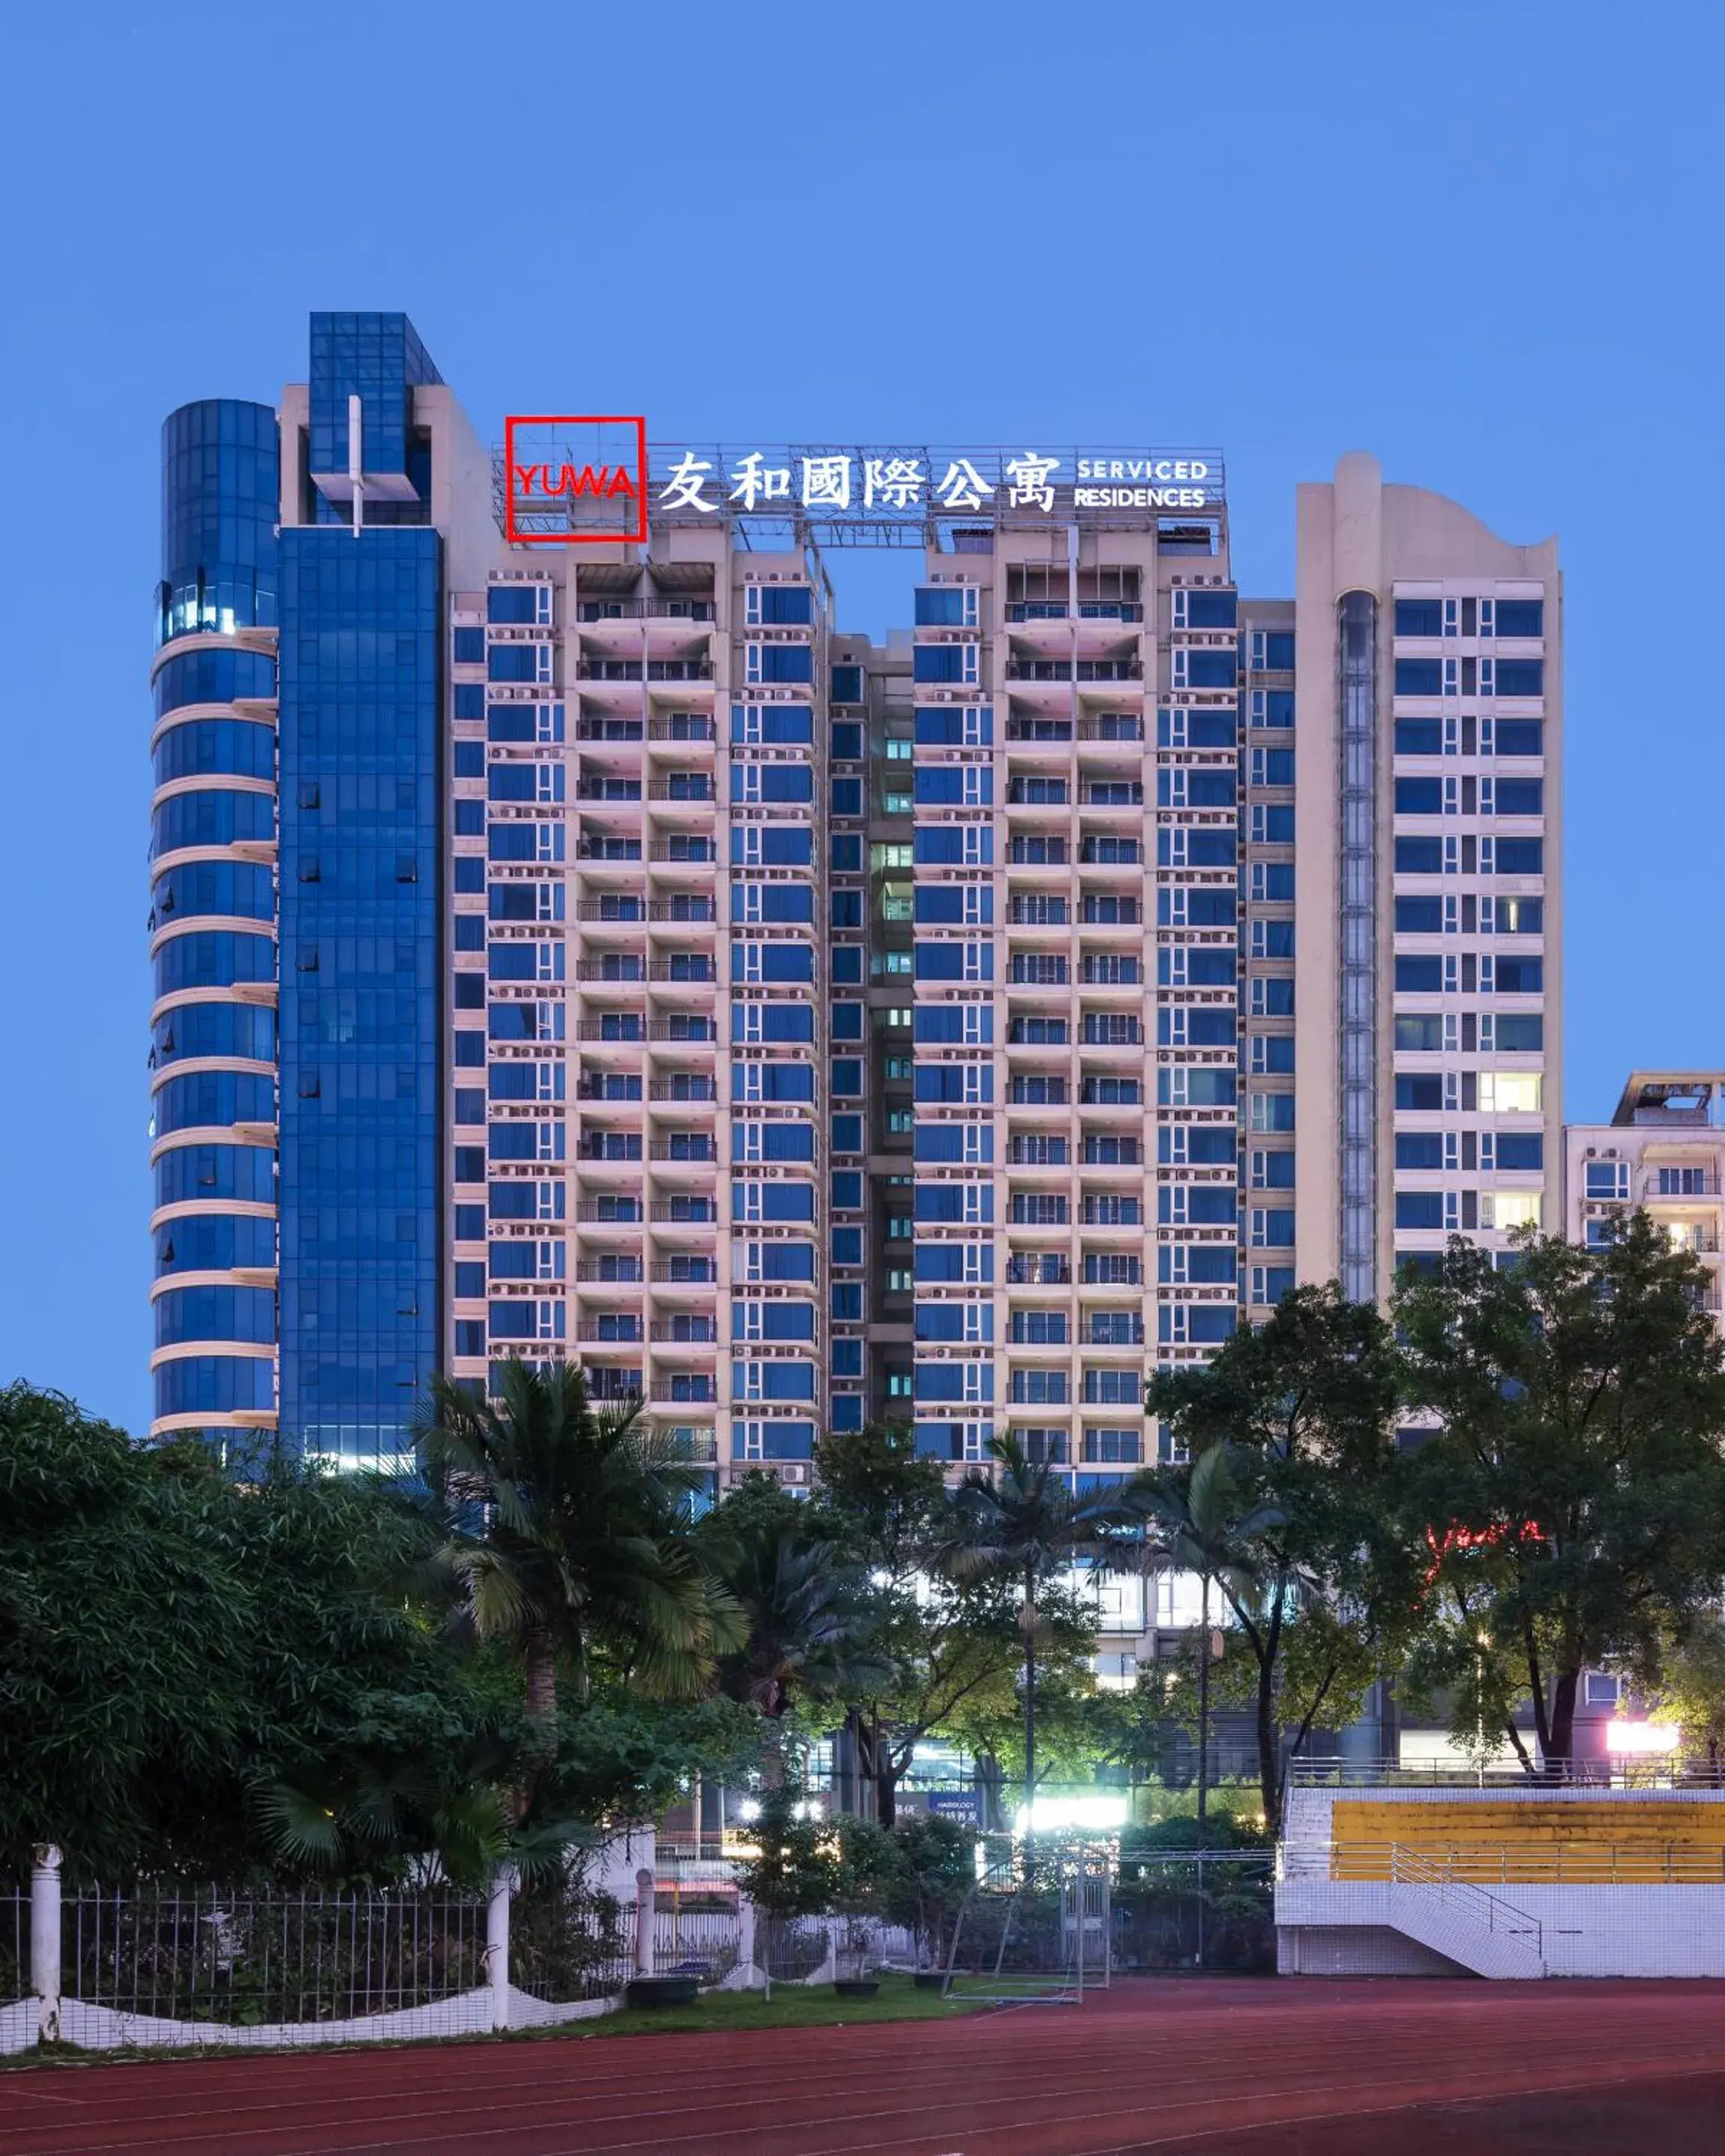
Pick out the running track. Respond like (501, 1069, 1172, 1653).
(5, 1979, 1725, 2155)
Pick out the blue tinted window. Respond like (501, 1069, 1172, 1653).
(1394, 599, 1443, 637)
(153, 717, 275, 787)
(1394, 660, 1443, 695)
(1494, 600, 1544, 638)
(153, 648, 276, 719)
(156, 1285, 276, 1347)
(152, 789, 275, 858)
(1395, 1193, 1445, 1228)
(1495, 838, 1544, 874)
(1494, 659, 1544, 696)
(1394, 836, 1443, 873)
(154, 1142, 275, 1207)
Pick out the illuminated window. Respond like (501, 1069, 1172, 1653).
(1479, 1071, 1543, 1115)
(1488, 1191, 1543, 1231)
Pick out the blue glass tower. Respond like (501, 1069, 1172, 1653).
(273, 317, 445, 1468)
(149, 400, 282, 1441)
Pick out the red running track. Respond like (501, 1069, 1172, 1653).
(4, 1979, 1725, 2156)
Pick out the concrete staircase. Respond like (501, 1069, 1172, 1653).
(1277, 1842, 1546, 1979)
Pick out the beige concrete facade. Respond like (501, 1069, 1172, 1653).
(1294, 453, 1561, 1301)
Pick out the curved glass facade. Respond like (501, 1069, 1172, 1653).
(150, 399, 281, 1437)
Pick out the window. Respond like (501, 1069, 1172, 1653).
(1488, 1191, 1543, 1230)
(1494, 601, 1544, 639)
(1393, 598, 1443, 638)
(1479, 1071, 1542, 1113)
(1585, 1160, 1629, 1201)
(1394, 659, 1443, 695)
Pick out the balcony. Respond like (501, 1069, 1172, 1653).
(648, 1019, 718, 1044)
(576, 599, 716, 622)
(651, 1380, 718, 1404)
(576, 780, 642, 803)
(649, 1079, 717, 1102)
(574, 1018, 645, 1043)
(575, 659, 717, 683)
(648, 899, 716, 923)
(648, 960, 716, 984)
(1006, 1258, 1072, 1286)
(1643, 1174, 1723, 1200)
(1006, 660, 1144, 684)
(574, 1201, 645, 1224)
(575, 960, 647, 983)
(651, 1260, 718, 1283)
(648, 840, 716, 864)
(651, 1321, 718, 1343)
(578, 841, 644, 865)
(651, 1201, 718, 1224)
(575, 899, 645, 922)
(646, 780, 714, 803)
(650, 1139, 717, 1163)
(576, 717, 644, 742)
(648, 715, 716, 744)
(574, 1262, 644, 1284)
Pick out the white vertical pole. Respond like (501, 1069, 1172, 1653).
(347, 392, 365, 537)
(633, 1866, 655, 1976)
(486, 1866, 513, 2032)
(31, 1845, 61, 2046)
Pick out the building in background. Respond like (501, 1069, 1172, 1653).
(1564, 1073, 1725, 1319)
(148, 319, 1562, 1528)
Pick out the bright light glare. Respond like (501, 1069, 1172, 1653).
(1014, 1794, 1129, 1835)
(736, 1799, 762, 1823)
(1607, 1720, 1680, 1755)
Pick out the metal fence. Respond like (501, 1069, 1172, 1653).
(0, 1893, 23, 2012)
(1289, 1756, 1725, 1791)
(65, 1885, 490, 2028)
(1113, 1851, 1277, 1975)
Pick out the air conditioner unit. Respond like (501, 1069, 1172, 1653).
(1585, 1148, 1596, 1158)
(779, 1463, 809, 1485)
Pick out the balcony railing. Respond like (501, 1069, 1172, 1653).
(576, 599, 716, 622)
(651, 1322, 718, 1343)
(650, 1141, 717, 1163)
(1006, 660, 1144, 683)
(648, 1079, 717, 1102)
(1643, 1175, 1723, 1199)
(648, 900, 716, 922)
(575, 660, 717, 683)
(646, 781, 715, 803)
(1004, 601, 1144, 624)
(575, 900, 645, 922)
(648, 841, 716, 863)
(648, 716, 717, 743)
(651, 1261, 718, 1283)
(574, 1202, 645, 1223)
(651, 1202, 718, 1224)
(574, 1263, 645, 1283)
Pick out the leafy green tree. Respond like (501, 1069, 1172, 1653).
(947, 1434, 1137, 1811)
(0, 1383, 505, 1883)
(1133, 1445, 1278, 1825)
(1396, 1222, 1725, 1771)
(415, 1359, 735, 1805)
(810, 1425, 1038, 1825)
(1649, 1615, 1725, 1770)
(1146, 1285, 1411, 1830)
(699, 1473, 890, 1783)
(881, 1814, 977, 1969)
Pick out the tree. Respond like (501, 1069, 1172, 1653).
(947, 1434, 1137, 1815)
(1146, 1285, 1411, 1830)
(699, 1473, 889, 1784)
(811, 1424, 1040, 1826)
(1649, 1615, 1725, 1771)
(415, 1359, 734, 1805)
(1133, 1446, 1278, 1827)
(1396, 1222, 1725, 1773)
(0, 1383, 505, 1884)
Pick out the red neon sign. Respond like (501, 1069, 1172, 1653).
(504, 415, 648, 545)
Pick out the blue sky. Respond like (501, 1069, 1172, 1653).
(1, 0, 1720, 1430)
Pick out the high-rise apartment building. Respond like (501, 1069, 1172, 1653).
(147, 317, 1560, 1497)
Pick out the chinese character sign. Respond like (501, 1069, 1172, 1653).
(645, 447, 1223, 526)
(502, 433, 1223, 543)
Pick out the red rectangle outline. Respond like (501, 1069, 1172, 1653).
(504, 415, 648, 545)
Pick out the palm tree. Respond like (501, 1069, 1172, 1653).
(703, 1487, 891, 1785)
(414, 1359, 734, 1809)
(1131, 1446, 1280, 1827)
(947, 1434, 1137, 1824)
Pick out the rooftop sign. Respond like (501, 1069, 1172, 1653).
(499, 425, 1224, 545)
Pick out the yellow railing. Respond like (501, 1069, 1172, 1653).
(1329, 1839, 1725, 1886)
